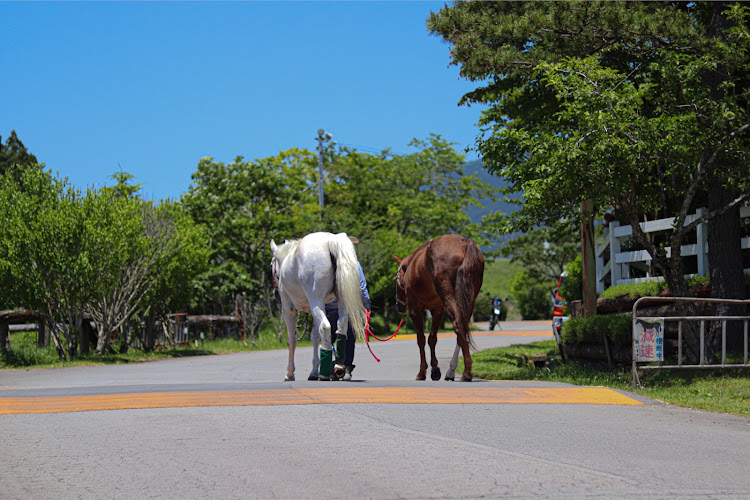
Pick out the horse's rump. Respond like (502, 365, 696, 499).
(424, 234, 484, 348)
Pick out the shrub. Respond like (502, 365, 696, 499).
(599, 281, 666, 300)
(510, 270, 553, 320)
(561, 315, 632, 346)
(560, 255, 583, 303)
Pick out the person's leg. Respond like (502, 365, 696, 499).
(326, 308, 347, 379)
(343, 324, 356, 380)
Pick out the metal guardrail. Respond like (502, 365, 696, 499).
(631, 296, 750, 389)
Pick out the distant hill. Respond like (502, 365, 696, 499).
(463, 160, 521, 224)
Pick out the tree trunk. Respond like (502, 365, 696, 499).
(704, 3, 746, 357)
(708, 181, 746, 354)
(143, 313, 156, 352)
(581, 199, 597, 318)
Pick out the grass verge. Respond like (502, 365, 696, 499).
(1, 329, 301, 370)
(465, 340, 750, 418)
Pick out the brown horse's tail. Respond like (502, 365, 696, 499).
(456, 238, 485, 350)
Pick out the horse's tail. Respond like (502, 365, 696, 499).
(457, 237, 485, 350)
(328, 233, 367, 340)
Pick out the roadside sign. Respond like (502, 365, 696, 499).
(635, 317, 664, 362)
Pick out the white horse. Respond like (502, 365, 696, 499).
(270, 232, 367, 381)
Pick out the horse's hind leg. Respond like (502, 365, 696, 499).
(445, 343, 460, 381)
(282, 308, 297, 381)
(311, 303, 333, 381)
(428, 309, 443, 381)
(308, 324, 320, 381)
(411, 310, 428, 381)
(455, 319, 473, 382)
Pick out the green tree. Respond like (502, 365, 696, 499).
(83, 187, 210, 355)
(321, 135, 499, 328)
(498, 225, 580, 283)
(509, 270, 553, 320)
(0, 130, 38, 178)
(139, 201, 211, 350)
(182, 150, 319, 339)
(0, 167, 91, 359)
(428, 2, 750, 357)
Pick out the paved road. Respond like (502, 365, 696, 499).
(1, 320, 749, 499)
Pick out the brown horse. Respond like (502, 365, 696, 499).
(392, 234, 485, 382)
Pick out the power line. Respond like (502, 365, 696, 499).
(337, 142, 405, 156)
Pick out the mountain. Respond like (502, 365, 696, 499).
(463, 160, 521, 224)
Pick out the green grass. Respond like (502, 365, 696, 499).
(463, 340, 750, 418)
(1, 328, 303, 369)
(481, 257, 523, 301)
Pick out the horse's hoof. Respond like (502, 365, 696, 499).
(461, 374, 473, 382)
(444, 375, 455, 381)
(285, 374, 295, 381)
(415, 374, 427, 381)
(333, 364, 346, 379)
(318, 375, 331, 381)
(307, 374, 318, 381)
(431, 367, 441, 381)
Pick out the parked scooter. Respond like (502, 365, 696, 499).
(488, 297, 507, 330)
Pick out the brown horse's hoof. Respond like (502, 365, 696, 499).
(461, 374, 473, 382)
(431, 367, 441, 381)
(415, 373, 427, 381)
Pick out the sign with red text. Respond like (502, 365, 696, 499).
(635, 317, 664, 362)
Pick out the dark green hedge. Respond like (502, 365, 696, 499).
(561, 315, 632, 346)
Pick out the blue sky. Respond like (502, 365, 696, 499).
(2, 1, 486, 201)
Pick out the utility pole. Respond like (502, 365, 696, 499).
(317, 129, 332, 217)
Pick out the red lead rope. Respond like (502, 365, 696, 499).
(364, 309, 406, 362)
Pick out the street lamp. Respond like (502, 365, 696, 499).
(317, 128, 332, 213)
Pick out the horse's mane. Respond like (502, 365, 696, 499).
(274, 239, 300, 262)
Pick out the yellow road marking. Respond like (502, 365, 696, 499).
(374, 330, 552, 341)
(0, 387, 641, 415)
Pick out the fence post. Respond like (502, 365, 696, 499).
(609, 221, 622, 287)
(0, 320, 9, 351)
(695, 208, 708, 277)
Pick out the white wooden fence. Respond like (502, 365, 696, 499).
(596, 206, 750, 293)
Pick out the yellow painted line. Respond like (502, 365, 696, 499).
(0, 387, 641, 415)
(382, 330, 552, 341)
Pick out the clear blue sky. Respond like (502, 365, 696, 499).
(2, 1, 486, 202)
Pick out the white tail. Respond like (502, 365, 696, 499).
(329, 233, 367, 339)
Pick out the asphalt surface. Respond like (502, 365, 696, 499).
(1, 320, 749, 499)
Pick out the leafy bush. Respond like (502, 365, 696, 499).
(561, 314, 632, 346)
(599, 281, 667, 300)
(509, 270, 553, 320)
(560, 255, 582, 302)
(599, 275, 714, 301)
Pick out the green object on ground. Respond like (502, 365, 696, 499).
(320, 348, 333, 377)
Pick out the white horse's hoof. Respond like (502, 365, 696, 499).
(285, 374, 295, 381)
